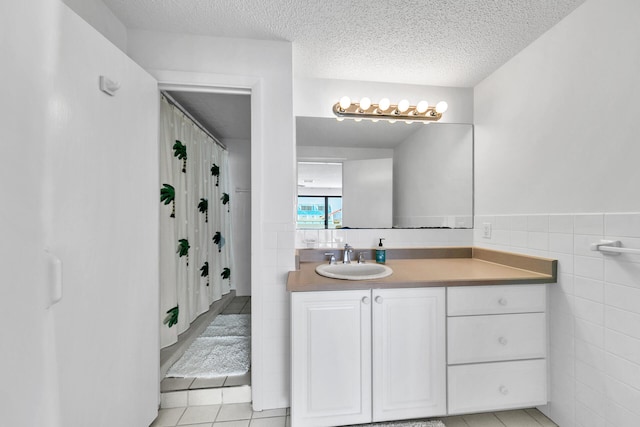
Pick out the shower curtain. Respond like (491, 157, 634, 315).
(159, 96, 232, 349)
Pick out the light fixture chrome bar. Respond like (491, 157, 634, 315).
(332, 100, 447, 122)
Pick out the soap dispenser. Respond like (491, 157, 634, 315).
(376, 238, 386, 264)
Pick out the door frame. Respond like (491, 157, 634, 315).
(155, 70, 265, 408)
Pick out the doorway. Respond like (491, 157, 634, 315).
(158, 88, 253, 400)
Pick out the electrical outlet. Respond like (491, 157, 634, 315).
(482, 223, 492, 239)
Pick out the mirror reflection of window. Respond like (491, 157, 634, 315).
(297, 162, 343, 229)
(296, 196, 342, 229)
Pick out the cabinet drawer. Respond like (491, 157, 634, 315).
(448, 313, 546, 364)
(447, 284, 545, 316)
(448, 359, 547, 415)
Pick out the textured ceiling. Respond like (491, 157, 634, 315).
(103, 0, 584, 87)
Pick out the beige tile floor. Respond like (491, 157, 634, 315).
(151, 404, 557, 427)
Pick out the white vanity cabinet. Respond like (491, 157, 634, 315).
(446, 284, 548, 415)
(291, 287, 446, 427)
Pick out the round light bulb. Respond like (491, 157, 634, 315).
(359, 97, 371, 110)
(336, 117, 344, 122)
(378, 98, 391, 111)
(354, 118, 362, 122)
(339, 96, 351, 110)
(398, 99, 410, 113)
(388, 119, 396, 124)
(416, 100, 429, 114)
(405, 120, 414, 125)
(435, 101, 448, 113)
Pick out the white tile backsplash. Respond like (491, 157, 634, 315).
(549, 214, 574, 234)
(475, 211, 640, 427)
(605, 329, 640, 364)
(605, 213, 640, 238)
(574, 214, 604, 235)
(510, 215, 528, 231)
(528, 214, 549, 232)
(605, 306, 640, 339)
(573, 276, 603, 302)
(574, 255, 604, 281)
(528, 231, 549, 250)
(575, 382, 605, 418)
(549, 233, 573, 254)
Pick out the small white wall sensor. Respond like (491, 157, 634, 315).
(99, 75, 120, 96)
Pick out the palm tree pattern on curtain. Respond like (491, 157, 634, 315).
(198, 198, 208, 223)
(221, 192, 230, 212)
(163, 306, 179, 327)
(213, 231, 225, 253)
(211, 163, 220, 186)
(200, 262, 209, 286)
(173, 140, 187, 173)
(160, 184, 176, 218)
(177, 238, 190, 266)
(159, 96, 233, 347)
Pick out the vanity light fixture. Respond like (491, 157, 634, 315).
(333, 97, 448, 123)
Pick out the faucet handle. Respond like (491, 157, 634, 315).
(324, 252, 337, 265)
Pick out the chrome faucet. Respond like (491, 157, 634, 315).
(343, 244, 353, 264)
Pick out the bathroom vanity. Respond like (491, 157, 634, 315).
(287, 247, 556, 427)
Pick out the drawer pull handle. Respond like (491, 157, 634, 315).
(498, 336, 508, 345)
(498, 298, 508, 306)
(362, 296, 370, 305)
(375, 296, 383, 304)
(499, 385, 509, 395)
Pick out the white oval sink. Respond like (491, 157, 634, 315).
(315, 263, 393, 281)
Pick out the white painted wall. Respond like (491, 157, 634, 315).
(1, 1, 57, 425)
(474, 1, 640, 426)
(393, 124, 473, 228)
(342, 158, 393, 228)
(49, 4, 159, 426)
(62, 0, 127, 52)
(2, 1, 159, 426)
(474, 0, 640, 215)
(226, 138, 252, 296)
(127, 30, 295, 409)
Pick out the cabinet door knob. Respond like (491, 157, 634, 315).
(498, 336, 508, 345)
(499, 385, 509, 395)
(498, 297, 508, 306)
(362, 296, 370, 305)
(375, 296, 383, 304)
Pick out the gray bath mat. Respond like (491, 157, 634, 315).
(167, 314, 251, 378)
(167, 336, 250, 378)
(201, 313, 250, 338)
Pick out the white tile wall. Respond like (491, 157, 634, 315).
(295, 228, 473, 250)
(475, 213, 640, 427)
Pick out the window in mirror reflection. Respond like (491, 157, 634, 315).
(297, 196, 342, 229)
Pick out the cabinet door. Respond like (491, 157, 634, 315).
(291, 290, 372, 427)
(372, 287, 446, 421)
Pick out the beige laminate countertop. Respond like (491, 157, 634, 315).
(287, 247, 557, 292)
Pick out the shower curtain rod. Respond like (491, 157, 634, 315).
(161, 92, 227, 150)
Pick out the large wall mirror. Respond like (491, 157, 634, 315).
(296, 117, 473, 229)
